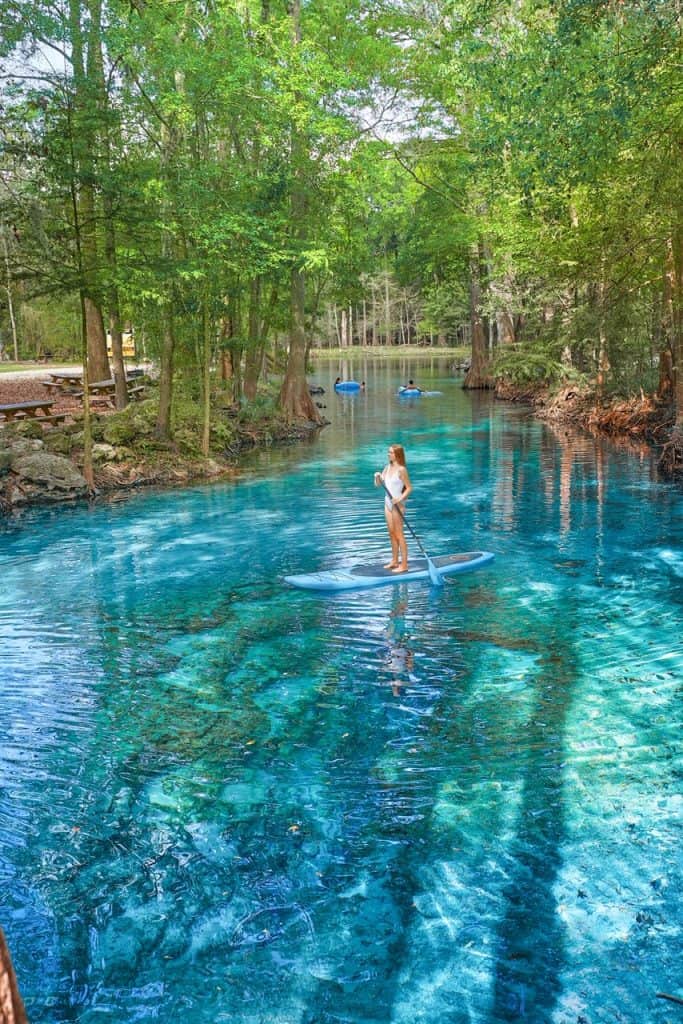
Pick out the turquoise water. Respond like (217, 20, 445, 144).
(1, 360, 681, 1023)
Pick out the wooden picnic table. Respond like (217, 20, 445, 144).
(72, 379, 146, 407)
(0, 399, 55, 422)
(89, 372, 145, 390)
(44, 370, 144, 392)
(89, 379, 116, 394)
(48, 371, 84, 385)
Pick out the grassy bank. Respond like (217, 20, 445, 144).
(0, 361, 81, 374)
(309, 345, 468, 360)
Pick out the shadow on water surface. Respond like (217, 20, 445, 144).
(488, 624, 575, 1024)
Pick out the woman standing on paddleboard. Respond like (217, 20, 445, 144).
(374, 444, 413, 573)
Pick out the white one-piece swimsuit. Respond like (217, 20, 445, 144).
(383, 469, 404, 510)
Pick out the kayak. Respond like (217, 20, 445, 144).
(285, 551, 495, 591)
(334, 381, 361, 392)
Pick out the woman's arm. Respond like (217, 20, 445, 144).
(396, 468, 412, 504)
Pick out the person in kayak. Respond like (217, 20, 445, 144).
(374, 443, 413, 572)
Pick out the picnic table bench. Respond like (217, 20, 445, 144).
(0, 400, 65, 423)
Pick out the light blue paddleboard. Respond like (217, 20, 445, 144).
(285, 551, 494, 591)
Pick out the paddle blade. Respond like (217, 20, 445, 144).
(427, 558, 443, 587)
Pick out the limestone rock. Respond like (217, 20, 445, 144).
(10, 451, 88, 502)
(92, 442, 117, 463)
(4, 437, 44, 455)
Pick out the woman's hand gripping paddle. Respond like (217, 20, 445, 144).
(380, 480, 443, 586)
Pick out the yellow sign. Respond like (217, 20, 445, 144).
(106, 331, 135, 357)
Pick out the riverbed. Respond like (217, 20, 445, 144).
(1, 359, 681, 1022)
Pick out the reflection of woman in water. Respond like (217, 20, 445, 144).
(384, 591, 416, 696)
(374, 443, 413, 572)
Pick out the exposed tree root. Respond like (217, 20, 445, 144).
(659, 427, 683, 478)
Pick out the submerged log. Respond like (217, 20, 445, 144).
(0, 928, 28, 1024)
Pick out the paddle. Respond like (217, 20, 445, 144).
(380, 480, 443, 586)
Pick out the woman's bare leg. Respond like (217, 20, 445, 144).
(392, 510, 409, 572)
(384, 506, 399, 568)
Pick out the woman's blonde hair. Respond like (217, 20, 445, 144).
(390, 444, 406, 467)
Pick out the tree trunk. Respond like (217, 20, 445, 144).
(464, 241, 493, 390)
(244, 277, 264, 401)
(75, 0, 110, 384)
(496, 310, 516, 345)
(79, 290, 95, 491)
(279, 0, 322, 425)
(201, 289, 211, 457)
(371, 282, 377, 345)
(155, 308, 175, 439)
(597, 260, 610, 393)
(659, 244, 675, 399)
(64, 22, 95, 491)
(1, 226, 19, 360)
(280, 265, 322, 422)
(0, 928, 28, 1024)
(672, 219, 683, 425)
(90, 0, 127, 409)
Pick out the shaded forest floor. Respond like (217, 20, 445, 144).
(496, 381, 683, 480)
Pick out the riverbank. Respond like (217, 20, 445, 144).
(495, 380, 683, 479)
(3, 371, 681, 515)
(0, 379, 321, 515)
(310, 345, 469, 361)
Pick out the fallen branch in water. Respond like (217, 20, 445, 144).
(656, 992, 683, 1006)
(0, 927, 28, 1024)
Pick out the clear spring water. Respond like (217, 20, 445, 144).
(1, 359, 681, 1024)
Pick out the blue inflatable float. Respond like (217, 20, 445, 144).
(334, 380, 361, 392)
